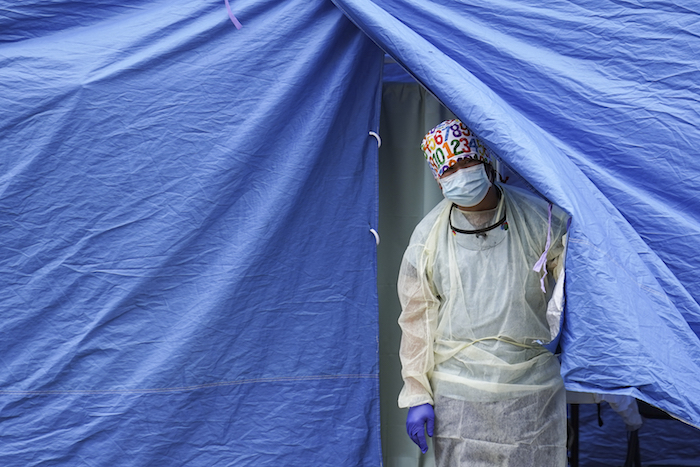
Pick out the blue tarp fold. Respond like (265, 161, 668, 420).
(3, 0, 700, 464)
(0, 1, 382, 465)
(334, 0, 700, 426)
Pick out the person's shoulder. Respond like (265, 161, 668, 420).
(501, 183, 569, 233)
(502, 184, 567, 216)
(501, 184, 548, 208)
(408, 199, 450, 245)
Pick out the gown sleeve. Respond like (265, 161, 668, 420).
(397, 242, 440, 408)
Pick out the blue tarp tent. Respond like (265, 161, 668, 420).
(1, 0, 699, 465)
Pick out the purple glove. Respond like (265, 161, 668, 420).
(406, 403, 435, 453)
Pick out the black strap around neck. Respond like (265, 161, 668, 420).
(449, 204, 507, 235)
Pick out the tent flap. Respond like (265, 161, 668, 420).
(333, 0, 700, 427)
(0, 0, 383, 465)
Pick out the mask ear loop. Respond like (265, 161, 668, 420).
(487, 158, 508, 184)
(493, 160, 508, 184)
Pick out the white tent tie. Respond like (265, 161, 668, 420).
(369, 131, 381, 148)
(369, 228, 380, 246)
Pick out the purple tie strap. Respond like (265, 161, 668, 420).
(224, 0, 242, 29)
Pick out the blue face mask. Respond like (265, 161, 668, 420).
(439, 163, 492, 207)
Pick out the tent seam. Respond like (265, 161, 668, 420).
(0, 374, 379, 396)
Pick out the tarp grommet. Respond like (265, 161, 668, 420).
(369, 228, 380, 246)
(369, 131, 381, 148)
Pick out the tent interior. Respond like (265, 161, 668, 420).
(2, 0, 700, 466)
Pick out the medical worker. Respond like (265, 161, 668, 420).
(398, 119, 569, 466)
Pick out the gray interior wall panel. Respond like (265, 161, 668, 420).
(378, 82, 453, 467)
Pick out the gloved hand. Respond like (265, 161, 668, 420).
(406, 403, 434, 454)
